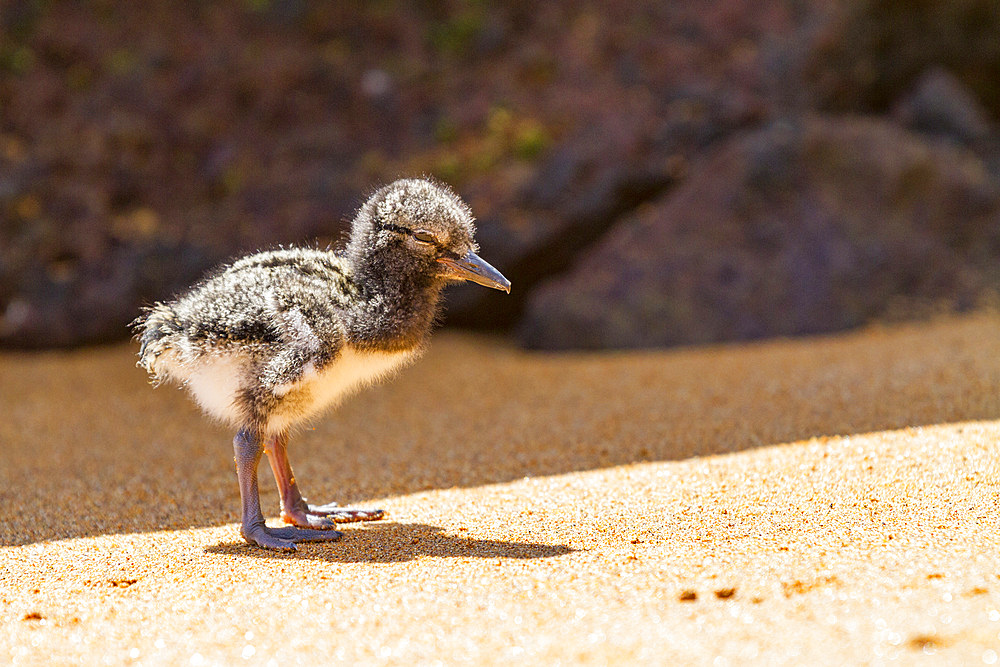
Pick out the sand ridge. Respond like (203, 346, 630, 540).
(3, 315, 1000, 664)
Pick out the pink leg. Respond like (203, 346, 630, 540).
(264, 432, 385, 527)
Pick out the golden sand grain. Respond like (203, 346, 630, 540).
(3, 315, 1000, 665)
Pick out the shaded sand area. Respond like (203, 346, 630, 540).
(4, 315, 1000, 665)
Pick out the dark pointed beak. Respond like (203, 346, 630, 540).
(437, 250, 511, 293)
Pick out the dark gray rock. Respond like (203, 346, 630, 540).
(519, 116, 1000, 350)
(444, 129, 678, 329)
(3, 0, 905, 347)
(804, 0, 1000, 116)
(894, 67, 994, 146)
(0, 240, 215, 348)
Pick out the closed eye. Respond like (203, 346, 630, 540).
(412, 230, 438, 245)
(381, 223, 440, 246)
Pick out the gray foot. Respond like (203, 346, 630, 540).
(241, 521, 343, 551)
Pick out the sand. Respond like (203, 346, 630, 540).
(3, 314, 1000, 665)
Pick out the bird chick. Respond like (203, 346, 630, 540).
(134, 178, 510, 550)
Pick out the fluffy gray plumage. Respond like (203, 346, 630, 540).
(135, 178, 482, 434)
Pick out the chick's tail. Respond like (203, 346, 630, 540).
(133, 303, 183, 377)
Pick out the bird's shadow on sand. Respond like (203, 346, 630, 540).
(203, 522, 575, 562)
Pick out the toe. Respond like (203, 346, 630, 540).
(282, 509, 341, 530)
(305, 501, 385, 522)
(241, 526, 297, 551)
(305, 501, 341, 514)
(306, 515, 339, 529)
(326, 508, 386, 523)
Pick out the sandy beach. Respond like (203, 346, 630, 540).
(4, 314, 1000, 665)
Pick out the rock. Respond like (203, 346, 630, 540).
(805, 0, 1000, 116)
(444, 83, 764, 328)
(8, 0, 980, 352)
(444, 130, 677, 329)
(0, 240, 215, 348)
(0, 0, 857, 346)
(894, 67, 993, 145)
(518, 116, 1000, 350)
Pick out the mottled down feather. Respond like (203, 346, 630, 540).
(134, 178, 481, 433)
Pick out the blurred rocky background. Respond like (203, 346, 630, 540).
(2, 0, 1000, 349)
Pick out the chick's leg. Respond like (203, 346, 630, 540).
(265, 431, 385, 526)
(234, 427, 342, 550)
